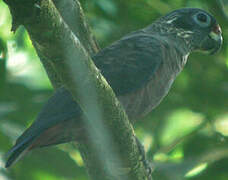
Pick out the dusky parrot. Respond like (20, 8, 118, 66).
(5, 8, 222, 168)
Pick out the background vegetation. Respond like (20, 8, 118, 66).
(0, 0, 228, 179)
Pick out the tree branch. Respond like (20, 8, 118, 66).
(4, 0, 151, 179)
(52, 0, 100, 55)
(216, 0, 228, 21)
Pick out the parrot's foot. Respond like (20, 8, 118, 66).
(135, 137, 153, 180)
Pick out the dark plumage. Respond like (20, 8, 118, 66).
(5, 8, 222, 168)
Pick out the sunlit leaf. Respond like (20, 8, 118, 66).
(185, 163, 208, 178)
(215, 114, 228, 136)
(160, 109, 204, 145)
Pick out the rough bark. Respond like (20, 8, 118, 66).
(3, 0, 151, 179)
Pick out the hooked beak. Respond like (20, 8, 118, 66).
(208, 24, 223, 54)
(200, 24, 223, 55)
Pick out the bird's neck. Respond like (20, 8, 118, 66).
(166, 35, 190, 69)
(167, 35, 191, 56)
(144, 23, 194, 56)
(153, 32, 190, 69)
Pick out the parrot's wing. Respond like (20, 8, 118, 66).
(5, 87, 81, 168)
(93, 32, 163, 95)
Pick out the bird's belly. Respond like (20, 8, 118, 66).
(118, 66, 177, 121)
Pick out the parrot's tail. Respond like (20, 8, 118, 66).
(5, 135, 36, 168)
(5, 119, 84, 168)
(5, 87, 83, 168)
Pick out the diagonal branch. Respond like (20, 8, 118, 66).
(3, 0, 151, 179)
(52, 0, 100, 55)
(217, 0, 228, 21)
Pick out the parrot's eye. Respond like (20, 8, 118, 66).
(197, 13, 207, 22)
(193, 12, 211, 27)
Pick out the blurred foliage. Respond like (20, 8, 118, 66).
(0, 0, 228, 180)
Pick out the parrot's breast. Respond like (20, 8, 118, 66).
(118, 45, 188, 120)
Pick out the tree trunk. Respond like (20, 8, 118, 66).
(3, 0, 152, 179)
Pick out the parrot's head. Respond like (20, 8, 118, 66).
(155, 8, 223, 54)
